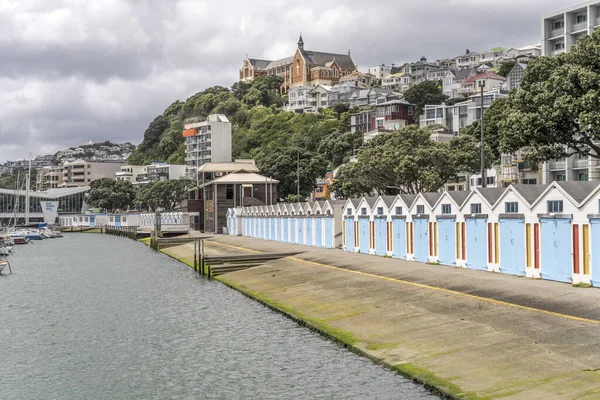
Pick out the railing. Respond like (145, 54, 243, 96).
(549, 161, 566, 170)
(573, 159, 589, 169)
(596, 16, 600, 27)
(572, 22, 587, 32)
(551, 49, 565, 56)
(549, 27, 564, 38)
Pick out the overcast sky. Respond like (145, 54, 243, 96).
(0, 0, 576, 162)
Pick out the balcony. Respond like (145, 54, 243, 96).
(549, 28, 564, 38)
(573, 159, 589, 169)
(572, 22, 587, 32)
(596, 16, 600, 27)
(549, 161, 566, 170)
(551, 49, 565, 56)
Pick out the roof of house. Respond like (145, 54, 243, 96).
(422, 192, 443, 207)
(376, 99, 413, 106)
(363, 196, 378, 209)
(350, 198, 361, 208)
(555, 181, 600, 204)
(198, 161, 259, 173)
(266, 56, 294, 70)
(302, 50, 356, 70)
(454, 68, 476, 80)
(248, 58, 272, 70)
(399, 194, 417, 207)
(511, 184, 549, 205)
(447, 191, 470, 208)
(477, 188, 505, 207)
(381, 195, 397, 208)
(463, 72, 506, 84)
(200, 172, 278, 187)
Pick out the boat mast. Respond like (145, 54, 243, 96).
(25, 153, 31, 225)
(13, 171, 19, 228)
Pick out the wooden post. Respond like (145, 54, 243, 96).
(193, 238, 197, 272)
(200, 240, 205, 276)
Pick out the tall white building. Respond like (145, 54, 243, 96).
(542, 0, 600, 56)
(367, 64, 394, 79)
(183, 114, 232, 179)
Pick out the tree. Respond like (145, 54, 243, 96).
(318, 130, 363, 168)
(87, 178, 136, 212)
(135, 179, 192, 211)
(496, 61, 517, 77)
(330, 126, 480, 197)
(403, 80, 449, 116)
(499, 29, 600, 162)
(461, 97, 508, 165)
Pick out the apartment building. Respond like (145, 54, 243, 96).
(182, 114, 232, 180)
(542, 0, 600, 56)
(35, 165, 64, 191)
(61, 160, 125, 188)
(116, 165, 146, 183)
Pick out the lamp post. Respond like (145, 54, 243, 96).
(479, 80, 487, 188)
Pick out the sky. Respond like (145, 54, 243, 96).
(0, 0, 577, 162)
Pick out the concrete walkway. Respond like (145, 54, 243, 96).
(167, 235, 600, 399)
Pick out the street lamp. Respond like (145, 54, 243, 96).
(479, 80, 486, 188)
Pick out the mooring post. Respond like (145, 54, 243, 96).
(200, 240, 205, 276)
(193, 238, 197, 272)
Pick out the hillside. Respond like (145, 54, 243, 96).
(127, 77, 362, 200)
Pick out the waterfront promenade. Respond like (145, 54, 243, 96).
(163, 234, 600, 399)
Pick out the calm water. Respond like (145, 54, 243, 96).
(0, 234, 437, 400)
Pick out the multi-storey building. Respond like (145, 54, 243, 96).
(182, 114, 232, 180)
(61, 160, 125, 188)
(35, 165, 64, 191)
(363, 100, 415, 142)
(115, 165, 147, 183)
(240, 35, 357, 91)
(120, 162, 187, 185)
(458, 72, 506, 97)
(542, 0, 600, 56)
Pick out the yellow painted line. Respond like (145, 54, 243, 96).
(205, 240, 263, 254)
(204, 240, 600, 326)
(287, 257, 600, 326)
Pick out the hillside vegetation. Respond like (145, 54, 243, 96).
(127, 76, 362, 200)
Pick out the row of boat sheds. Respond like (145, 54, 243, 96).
(226, 180, 600, 288)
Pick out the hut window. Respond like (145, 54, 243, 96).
(470, 203, 482, 214)
(226, 184, 234, 200)
(505, 202, 519, 213)
(122, 216, 127, 223)
(346, 208, 352, 215)
(441, 204, 451, 214)
(395, 206, 402, 215)
(361, 207, 367, 215)
(547, 200, 563, 213)
(377, 207, 384, 215)
(416, 205, 425, 214)
(326, 210, 331, 215)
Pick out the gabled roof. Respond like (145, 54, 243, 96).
(248, 58, 272, 70)
(511, 184, 550, 206)
(358, 196, 378, 209)
(301, 50, 356, 70)
(447, 191, 470, 208)
(454, 68, 477, 80)
(463, 72, 506, 84)
(199, 172, 277, 187)
(265, 56, 294, 70)
(555, 181, 600, 205)
(381, 195, 397, 208)
(350, 198, 361, 208)
(422, 192, 443, 207)
(476, 188, 505, 208)
(399, 194, 417, 208)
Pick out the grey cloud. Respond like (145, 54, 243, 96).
(0, 0, 577, 161)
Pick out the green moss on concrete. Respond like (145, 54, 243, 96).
(394, 363, 482, 400)
(215, 275, 479, 400)
(573, 282, 592, 288)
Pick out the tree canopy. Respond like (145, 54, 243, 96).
(330, 126, 481, 198)
(135, 179, 192, 211)
(461, 96, 508, 166)
(499, 29, 600, 162)
(403, 80, 449, 117)
(87, 178, 136, 212)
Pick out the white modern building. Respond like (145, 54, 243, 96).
(183, 114, 232, 180)
(367, 64, 393, 79)
(116, 165, 147, 183)
(61, 160, 125, 188)
(542, 0, 600, 56)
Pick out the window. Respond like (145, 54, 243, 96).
(470, 203, 482, 214)
(226, 184, 234, 200)
(457, 185, 464, 191)
(416, 205, 425, 214)
(346, 208, 352, 216)
(505, 202, 518, 213)
(522, 178, 537, 184)
(556, 174, 566, 182)
(555, 42, 565, 50)
(578, 173, 589, 181)
(447, 185, 455, 191)
(554, 20, 564, 29)
(407, 106, 413, 115)
(110, 216, 114, 222)
(441, 204, 451, 214)
(361, 207, 367, 215)
(395, 206, 403, 215)
(122, 216, 127, 223)
(547, 200, 563, 213)
(576, 14, 587, 24)
(487, 176, 495, 185)
(377, 119, 384, 127)
(377, 207, 384, 215)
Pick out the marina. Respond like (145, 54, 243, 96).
(0, 233, 437, 399)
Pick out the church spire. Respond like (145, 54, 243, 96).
(298, 33, 304, 51)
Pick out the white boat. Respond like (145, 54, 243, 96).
(0, 259, 12, 275)
(52, 230, 63, 238)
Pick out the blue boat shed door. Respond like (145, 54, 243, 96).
(499, 218, 525, 276)
(290, 218, 296, 243)
(344, 217, 354, 252)
(466, 218, 487, 271)
(314, 218, 323, 247)
(374, 218, 387, 256)
(591, 220, 600, 287)
(115, 215, 121, 227)
(437, 218, 455, 266)
(540, 218, 572, 283)
(413, 218, 429, 262)
(392, 219, 406, 259)
(324, 217, 333, 248)
(306, 217, 313, 246)
(358, 217, 370, 253)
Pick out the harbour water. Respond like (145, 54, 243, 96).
(0, 234, 438, 399)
